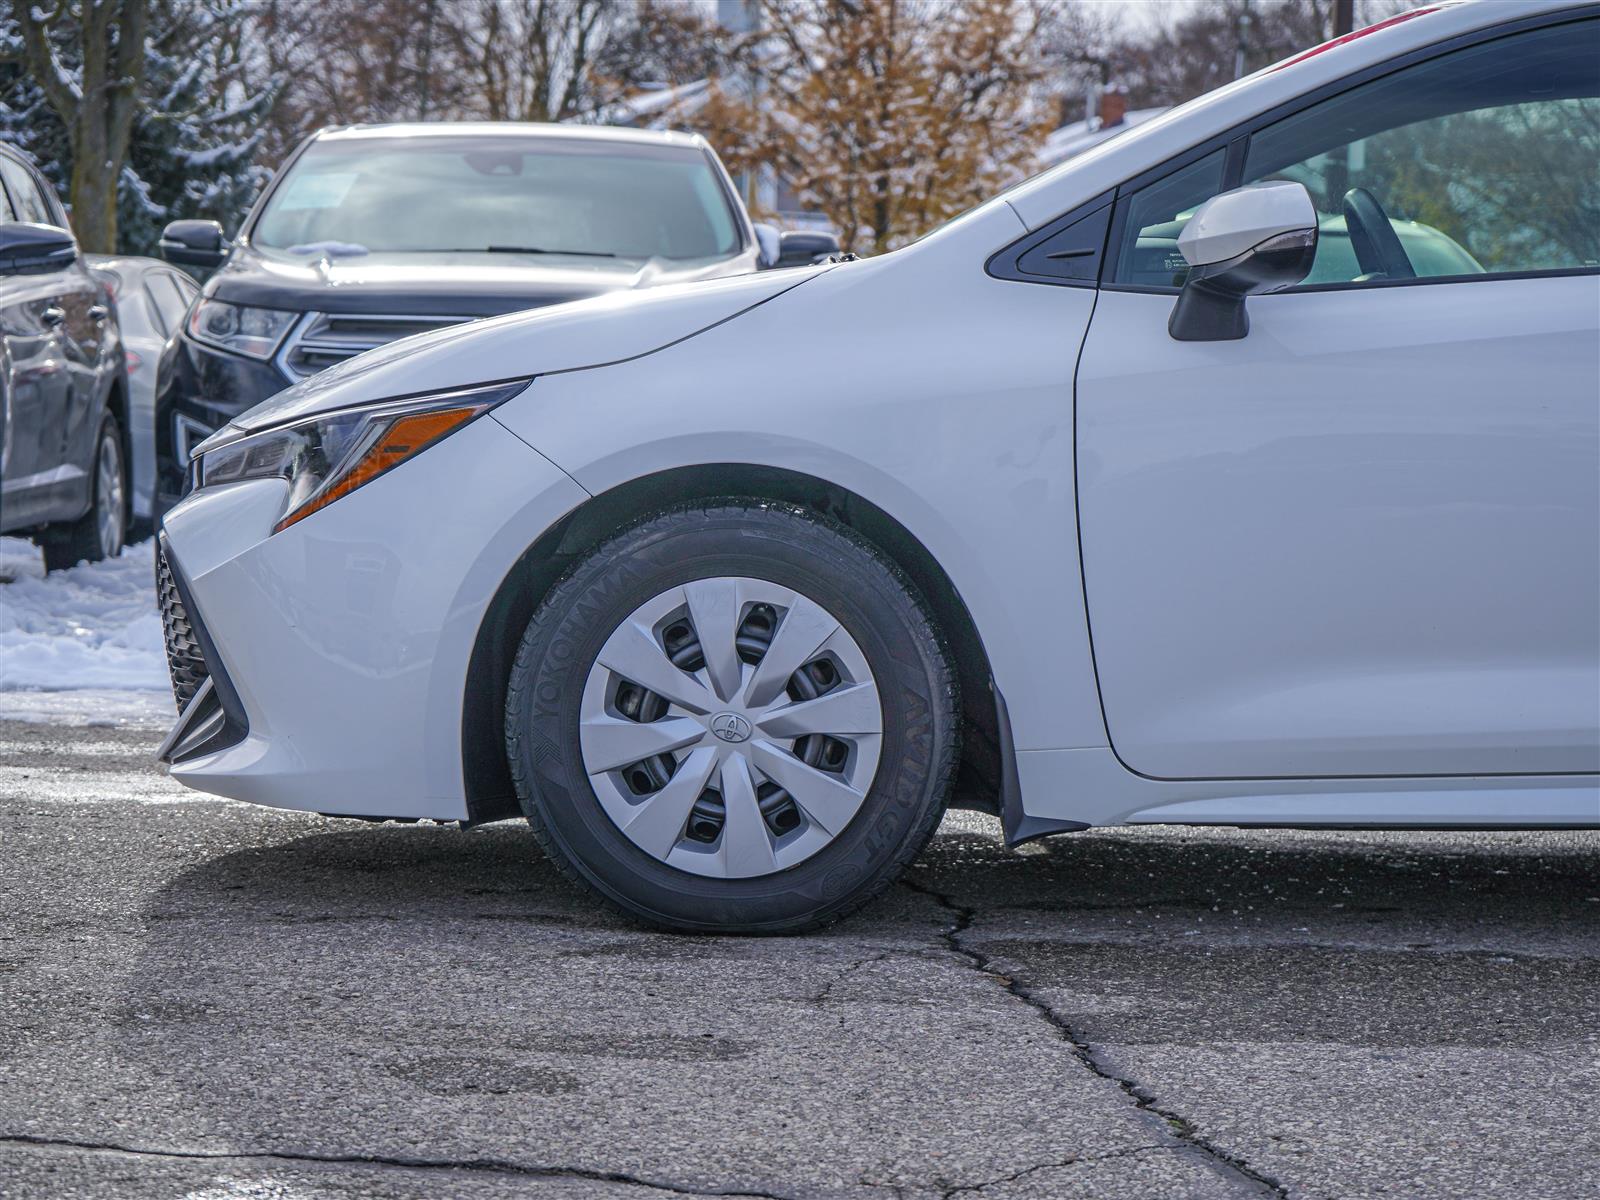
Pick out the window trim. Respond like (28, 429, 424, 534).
(1097, 4, 1600, 295)
(984, 190, 1113, 288)
(1274, 265, 1600, 296)
(1102, 143, 1236, 293)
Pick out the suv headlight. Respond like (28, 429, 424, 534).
(187, 299, 297, 359)
(193, 381, 530, 532)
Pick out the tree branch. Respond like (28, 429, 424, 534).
(14, 0, 83, 119)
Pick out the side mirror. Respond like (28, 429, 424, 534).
(776, 229, 841, 268)
(0, 222, 77, 275)
(753, 222, 781, 269)
(159, 219, 228, 269)
(1168, 181, 1317, 342)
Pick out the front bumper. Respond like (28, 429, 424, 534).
(157, 412, 589, 818)
(155, 536, 249, 765)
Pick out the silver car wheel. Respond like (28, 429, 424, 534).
(579, 576, 884, 879)
(96, 428, 125, 560)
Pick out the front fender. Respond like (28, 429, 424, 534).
(492, 202, 1109, 755)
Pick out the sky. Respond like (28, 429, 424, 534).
(1098, 0, 1207, 33)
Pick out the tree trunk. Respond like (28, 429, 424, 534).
(69, 117, 118, 253)
(15, 0, 150, 254)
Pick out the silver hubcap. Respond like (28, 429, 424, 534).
(579, 577, 883, 879)
(96, 431, 124, 559)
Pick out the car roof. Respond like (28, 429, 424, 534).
(1001, 0, 1590, 230)
(312, 122, 709, 152)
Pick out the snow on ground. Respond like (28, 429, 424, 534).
(0, 537, 174, 728)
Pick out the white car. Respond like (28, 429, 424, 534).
(157, 0, 1600, 932)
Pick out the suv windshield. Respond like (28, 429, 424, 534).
(252, 134, 743, 262)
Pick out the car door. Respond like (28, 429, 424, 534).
(30, 172, 109, 513)
(1074, 14, 1600, 781)
(0, 154, 77, 530)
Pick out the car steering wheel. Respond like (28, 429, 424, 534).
(1343, 187, 1415, 281)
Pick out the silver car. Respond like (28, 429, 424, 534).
(85, 256, 199, 533)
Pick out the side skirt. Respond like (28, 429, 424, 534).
(1011, 744, 1600, 831)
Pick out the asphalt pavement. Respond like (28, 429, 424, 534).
(2, 718, 1596, 1199)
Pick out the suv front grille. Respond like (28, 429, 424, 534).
(278, 312, 471, 380)
(156, 544, 208, 710)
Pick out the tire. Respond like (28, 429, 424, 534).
(43, 413, 126, 573)
(505, 501, 959, 933)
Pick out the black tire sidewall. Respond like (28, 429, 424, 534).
(43, 412, 124, 571)
(507, 505, 955, 932)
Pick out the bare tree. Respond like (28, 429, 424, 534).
(249, 0, 452, 161)
(1035, 0, 1132, 126)
(1037, 0, 1415, 115)
(592, 0, 725, 95)
(11, 0, 148, 252)
(244, 0, 686, 159)
(436, 0, 622, 123)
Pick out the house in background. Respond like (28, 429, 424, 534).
(1038, 91, 1171, 169)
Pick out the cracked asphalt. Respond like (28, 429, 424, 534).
(2, 719, 1597, 1199)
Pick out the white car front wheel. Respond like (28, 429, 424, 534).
(504, 501, 958, 933)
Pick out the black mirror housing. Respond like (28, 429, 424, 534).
(0, 222, 78, 275)
(1168, 230, 1318, 342)
(160, 219, 228, 268)
(776, 230, 841, 269)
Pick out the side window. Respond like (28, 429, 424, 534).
(0, 158, 57, 226)
(1244, 19, 1600, 284)
(1111, 150, 1226, 289)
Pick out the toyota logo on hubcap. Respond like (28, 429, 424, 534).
(710, 713, 752, 744)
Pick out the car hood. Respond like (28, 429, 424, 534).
(208, 245, 759, 318)
(219, 265, 831, 437)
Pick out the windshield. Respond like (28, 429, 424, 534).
(252, 134, 744, 262)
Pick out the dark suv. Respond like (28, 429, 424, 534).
(0, 145, 128, 571)
(155, 122, 836, 512)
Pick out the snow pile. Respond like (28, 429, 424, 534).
(0, 537, 173, 725)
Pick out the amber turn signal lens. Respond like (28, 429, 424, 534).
(273, 405, 482, 533)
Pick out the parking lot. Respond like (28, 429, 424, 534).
(3, 717, 1597, 1200)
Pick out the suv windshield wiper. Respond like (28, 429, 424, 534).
(485, 245, 617, 258)
(409, 246, 620, 258)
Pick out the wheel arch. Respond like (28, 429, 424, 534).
(461, 463, 1012, 828)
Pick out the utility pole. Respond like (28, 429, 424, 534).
(1334, 0, 1355, 37)
(1232, 4, 1253, 79)
(418, 0, 437, 121)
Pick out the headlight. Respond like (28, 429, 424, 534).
(194, 380, 530, 532)
(187, 299, 297, 359)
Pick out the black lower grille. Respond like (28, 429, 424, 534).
(156, 545, 209, 710)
